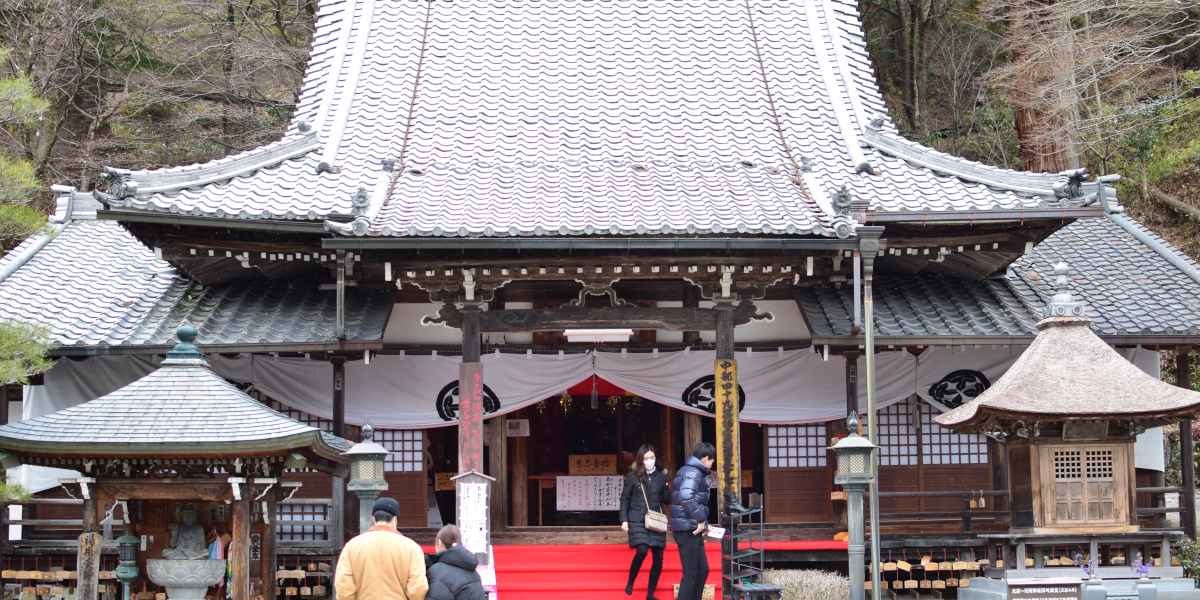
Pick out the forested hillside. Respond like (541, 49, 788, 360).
(1, 0, 1198, 256)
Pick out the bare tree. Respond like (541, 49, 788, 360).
(985, 0, 1200, 173)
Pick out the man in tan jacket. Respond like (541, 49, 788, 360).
(335, 498, 429, 600)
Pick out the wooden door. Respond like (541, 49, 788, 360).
(764, 424, 832, 522)
(1046, 444, 1127, 526)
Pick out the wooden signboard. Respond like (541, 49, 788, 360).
(435, 473, 456, 491)
(76, 533, 101, 600)
(556, 476, 622, 511)
(568, 455, 617, 476)
(1007, 578, 1082, 600)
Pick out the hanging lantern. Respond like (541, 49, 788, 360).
(606, 396, 620, 415)
(559, 392, 572, 414)
(535, 400, 547, 414)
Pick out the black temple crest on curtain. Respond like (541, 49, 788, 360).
(436, 380, 501, 421)
(682, 375, 747, 414)
(928, 369, 991, 409)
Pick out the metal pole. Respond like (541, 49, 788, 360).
(1180, 347, 1196, 539)
(848, 485, 866, 600)
(865, 293, 881, 600)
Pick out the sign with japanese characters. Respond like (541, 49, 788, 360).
(567, 454, 618, 475)
(556, 476, 623, 511)
(1007, 578, 1081, 600)
(458, 481, 489, 556)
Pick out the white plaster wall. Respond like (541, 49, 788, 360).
(382, 303, 464, 345)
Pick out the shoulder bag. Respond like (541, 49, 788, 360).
(641, 480, 669, 533)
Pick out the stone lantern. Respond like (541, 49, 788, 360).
(345, 423, 390, 533)
(116, 534, 140, 600)
(832, 414, 877, 600)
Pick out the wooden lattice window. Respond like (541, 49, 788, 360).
(262, 397, 332, 432)
(1054, 450, 1082, 481)
(766, 425, 827, 468)
(374, 429, 424, 473)
(874, 404, 917, 466)
(276, 504, 328, 541)
(919, 407, 988, 465)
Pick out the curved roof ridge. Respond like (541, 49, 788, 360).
(861, 121, 1101, 198)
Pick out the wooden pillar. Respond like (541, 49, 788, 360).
(714, 303, 739, 508)
(77, 496, 101, 600)
(331, 356, 347, 438)
(1180, 347, 1196, 539)
(488, 414, 508, 530)
(683, 414, 702, 460)
(660, 403, 679, 475)
(82, 496, 98, 534)
(0, 384, 8, 425)
(714, 302, 738, 600)
(511, 410, 529, 527)
(231, 484, 250, 600)
(261, 489, 279, 600)
(459, 305, 484, 474)
(844, 351, 860, 420)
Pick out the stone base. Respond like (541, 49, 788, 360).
(961, 573, 1200, 600)
(146, 560, 227, 600)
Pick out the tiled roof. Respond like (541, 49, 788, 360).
(0, 355, 347, 457)
(800, 217, 1200, 339)
(0, 220, 392, 350)
(95, 0, 1093, 238)
(797, 272, 1041, 338)
(1009, 216, 1200, 336)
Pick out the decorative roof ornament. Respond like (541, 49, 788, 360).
(1052, 168, 1089, 203)
(103, 167, 138, 198)
(165, 323, 204, 361)
(832, 184, 854, 216)
(351, 185, 371, 217)
(296, 120, 312, 133)
(1044, 262, 1087, 320)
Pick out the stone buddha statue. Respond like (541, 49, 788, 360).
(162, 508, 208, 560)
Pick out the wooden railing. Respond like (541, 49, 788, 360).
(0, 498, 122, 552)
(276, 498, 337, 552)
(871, 490, 1010, 533)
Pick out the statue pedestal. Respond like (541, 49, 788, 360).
(146, 560, 226, 600)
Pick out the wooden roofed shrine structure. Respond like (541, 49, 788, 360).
(937, 264, 1200, 597)
(0, 326, 351, 600)
(3, 0, 1200, 598)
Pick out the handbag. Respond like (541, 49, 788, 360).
(640, 482, 669, 533)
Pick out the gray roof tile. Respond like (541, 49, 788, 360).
(0, 221, 392, 349)
(0, 356, 346, 455)
(96, 0, 1073, 237)
(800, 217, 1200, 338)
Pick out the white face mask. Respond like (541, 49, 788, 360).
(643, 459, 656, 472)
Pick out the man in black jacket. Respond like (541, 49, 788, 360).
(670, 442, 715, 600)
(426, 525, 487, 600)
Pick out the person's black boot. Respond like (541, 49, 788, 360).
(624, 576, 635, 596)
(645, 561, 663, 600)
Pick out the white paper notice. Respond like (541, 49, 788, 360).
(555, 476, 623, 511)
(458, 482, 489, 555)
(706, 526, 726, 540)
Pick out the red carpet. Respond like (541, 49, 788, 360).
(491, 541, 845, 599)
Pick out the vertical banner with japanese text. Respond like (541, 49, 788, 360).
(714, 358, 739, 505)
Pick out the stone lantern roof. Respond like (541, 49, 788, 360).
(0, 325, 351, 462)
(935, 263, 1200, 433)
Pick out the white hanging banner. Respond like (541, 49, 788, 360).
(29, 346, 1162, 433)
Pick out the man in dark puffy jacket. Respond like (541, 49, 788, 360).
(426, 525, 487, 600)
(670, 442, 715, 600)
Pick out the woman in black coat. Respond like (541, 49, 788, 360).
(426, 525, 487, 600)
(619, 443, 671, 600)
